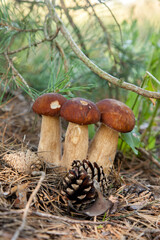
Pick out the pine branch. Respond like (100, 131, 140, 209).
(6, 27, 59, 55)
(60, 0, 89, 56)
(4, 52, 34, 99)
(45, 0, 160, 99)
(14, 0, 44, 4)
(0, 22, 43, 33)
(85, 0, 116, 63)
(55, 41, 68, 72)
(98, 0, 123, 45)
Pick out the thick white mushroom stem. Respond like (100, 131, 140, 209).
(88, 124, 119, 175)
(38, 115, 61, 165)
(62, 122, 88, 169)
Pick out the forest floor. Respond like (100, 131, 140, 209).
(0, 92, 160, 240)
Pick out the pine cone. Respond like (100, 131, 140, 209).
(62, 167, 97, 211)
(2, 150, 42, 174)
(72, 159, 108, 195)
(61, 160, 108, 211)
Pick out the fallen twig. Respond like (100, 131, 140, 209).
(11, 171, 45, 240)
(30, 211, 160, 234)
(32, 210, 113, 225)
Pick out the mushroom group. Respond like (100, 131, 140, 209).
(2, 92, 135, 177)
(32, 94, 135, 175)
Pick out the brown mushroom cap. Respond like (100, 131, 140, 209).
(60, 98, 100, 125)
(96, 99, 135, 133)
(32, 93, 67, 116)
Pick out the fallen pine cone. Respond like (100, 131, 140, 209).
(61, 160, 113, 215)
(72, 159, 108, 195)
(2, 150, 42, 174)
(61, 166, 97, 211)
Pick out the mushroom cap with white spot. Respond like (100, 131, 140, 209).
(32, 93, 67, 116)
(60, 97, 100, 125)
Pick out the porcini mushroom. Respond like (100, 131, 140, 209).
(60, 97, 100, 169)
(32, 93, 66, 165)
(88, 99, 135, 175)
